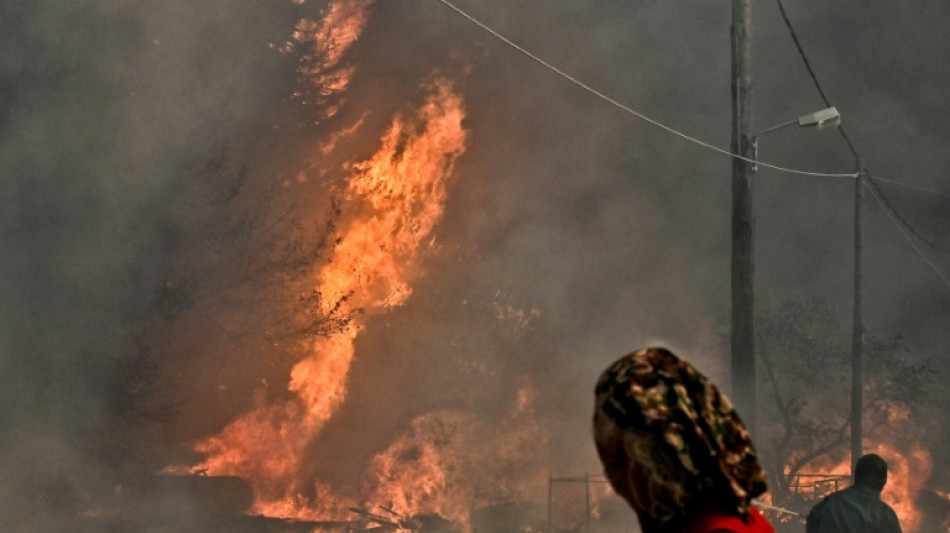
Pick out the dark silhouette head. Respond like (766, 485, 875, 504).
(854, 454, 888, 491)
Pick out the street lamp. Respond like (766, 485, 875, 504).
(750, 104, 866, 473)
(752, 106, 841, 172)
(734, 105, 841, 439)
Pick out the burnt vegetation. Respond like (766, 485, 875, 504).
(755, 297, 936, 508)
(11, 148, 354, 531)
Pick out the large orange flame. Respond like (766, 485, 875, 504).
(192, 76, 467, 519)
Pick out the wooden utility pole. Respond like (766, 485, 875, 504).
(851, 164, 865, 468)
(731, 0, 755, 433)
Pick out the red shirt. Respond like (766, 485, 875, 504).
(685, 506, 776, 533)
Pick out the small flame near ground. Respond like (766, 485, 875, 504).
(362, 385, 549, 532)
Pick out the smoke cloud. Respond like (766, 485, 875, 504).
(2, 0, 948, 531)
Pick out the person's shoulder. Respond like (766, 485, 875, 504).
(690, 506, 775, 533)
(879, 502, 903, 533)
(818, 487, 849, 504)
(881, 501, 901, 520)
(830, 484, 872, 503)
(807, 488, 845, 521)
(807, 493, 830, 517)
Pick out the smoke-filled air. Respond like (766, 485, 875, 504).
(2, 1, 948, 533)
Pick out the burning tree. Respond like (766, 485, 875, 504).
(755, 297, 936, 519)
(119, 150, 350, 454)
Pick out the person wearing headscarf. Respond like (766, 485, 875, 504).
(593, 347, 774, 533)
(805, 453, 902, 533)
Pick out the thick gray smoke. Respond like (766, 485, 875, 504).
(2, 0, 948, 531)
(0, 1, 302, 529)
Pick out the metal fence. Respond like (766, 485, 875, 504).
(547, 474, 610, 533)
(787, 473, 851, 500)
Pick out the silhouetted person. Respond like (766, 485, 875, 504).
(806, 453, 902, 533)
(593, 347, 775, 533)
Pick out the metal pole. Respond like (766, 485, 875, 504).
(851, 164, 864, 470)
(731, 0, 756, 434)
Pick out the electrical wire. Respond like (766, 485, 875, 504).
(865, 177, 945, 252)
(776, 0, 950, 203)
(435, 0, 950, 291)
(773, 0, 831, 113)
(773, 0, 860, 160)
(868, 173, 950, 201)
(864, 180, 950, 290)
(434, 0, 858, 180)
(775, 0, 950, 287)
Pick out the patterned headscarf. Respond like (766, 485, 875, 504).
(594, 347, 767, 517)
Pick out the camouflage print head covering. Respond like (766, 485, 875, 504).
(594, 347, 767, 517)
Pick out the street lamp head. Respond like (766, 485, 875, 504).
(752, 106, 842, 173)
(797, 106, 841, 130)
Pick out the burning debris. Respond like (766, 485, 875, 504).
(348, 506, 460, 533)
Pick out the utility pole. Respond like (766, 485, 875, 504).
(731, 0, 755, 434)
(851, 163, 865, 468)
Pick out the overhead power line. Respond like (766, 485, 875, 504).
(434, 0, 857, 180)
(868, 174, 950, 201)
(775, 0, 950, 201)
(775, 0, 950, 294)
(865, 177, 946, 252)
(773, 0, 832, 111)
(435, 0, 950, 291)
(864, 180, 950, 291)
(773, 0, 860, 160)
